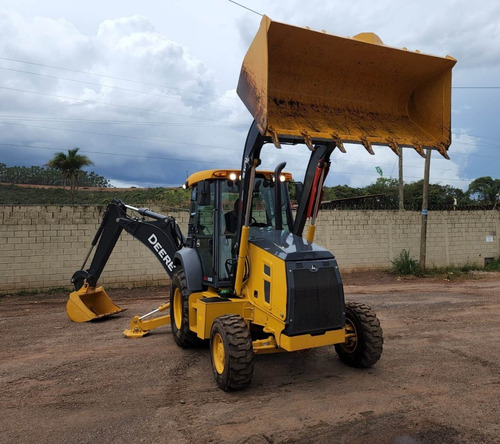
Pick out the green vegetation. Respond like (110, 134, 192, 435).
(0, 162, 110, 188)
(390, 250, 500, 278)
(322, 177, 498, 209)
(2, 158, 499, 210)
(424, 263, 478, 280)
(466, 176, 500, 205)
(484, 256, 500, 271)
(0, 183, 190, 208)
(390, 249, 421, 276)
(46, 148, 94, 191)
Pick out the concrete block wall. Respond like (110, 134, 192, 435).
(0, 205, 189, 292)
(313, 210, 499, 271)
(311, 211, 419, 270)
(1, 205, 498, 292)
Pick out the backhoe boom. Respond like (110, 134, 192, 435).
(66, 199, 185, 322)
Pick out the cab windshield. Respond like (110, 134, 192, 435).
(220, 175, 293, 235)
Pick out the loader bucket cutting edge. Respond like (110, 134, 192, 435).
(66, 284, 125, 322)
(237, 16, 456, 153)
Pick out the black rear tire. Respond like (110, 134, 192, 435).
(210, 314, 254, 391)
(335, 302, 383, 368)
(170, 268, 202, 348)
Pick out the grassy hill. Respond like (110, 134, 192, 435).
(0, 184, 191, 208)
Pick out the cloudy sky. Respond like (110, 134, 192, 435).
(0, 0, 499, 188)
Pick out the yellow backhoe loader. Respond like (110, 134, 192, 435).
(67, 16, 455, 390)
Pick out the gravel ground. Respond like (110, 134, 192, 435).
(1, 271, 499, 443)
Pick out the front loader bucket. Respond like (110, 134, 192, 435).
(66, 284, 125, 322)
(237, 16, 456, 156)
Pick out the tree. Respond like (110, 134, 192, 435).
(47, 148, 93, 191)
(323, 184, 364, 201)
(364, 177, 399, 207)
(466, 176, 500, 204)
(404, 180, 466, 209)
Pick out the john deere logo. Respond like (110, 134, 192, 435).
(309, 265, 318, 272)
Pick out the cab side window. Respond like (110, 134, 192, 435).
(194, 181, 215, 282)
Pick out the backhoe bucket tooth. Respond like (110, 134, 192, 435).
(66, 284, 125, 322)
(237, 16, 456, 153)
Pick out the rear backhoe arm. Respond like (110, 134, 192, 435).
(71, 199, 185, 291)
(66, 200, 185, 323)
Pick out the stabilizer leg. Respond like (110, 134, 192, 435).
(123, 303, 171, 338)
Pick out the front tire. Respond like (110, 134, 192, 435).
(170, 268, 201, 348)
(335, 302, 383, 368)
(210, 315, 254, 391)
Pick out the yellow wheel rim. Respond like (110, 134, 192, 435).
(212, 332, 225, 374)
(342, 318, 358, 353)
(173, 288, 182, 330)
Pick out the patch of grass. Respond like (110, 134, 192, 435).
(390, 250, 500, 279)
(418, 260, 500, 280)
(424, 265, 477, 280)
(4, 286, 69, 295)
(390, 249, 421, 276)
(485, 256, 500, 271)
(0, 286, 71, 299)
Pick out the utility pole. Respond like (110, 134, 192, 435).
(398, 148, 404, 211)
(419, 149, 431, 272)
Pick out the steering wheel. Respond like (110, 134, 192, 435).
(250, 217, 268, 228)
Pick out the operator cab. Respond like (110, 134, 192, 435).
(184, 169, 294, 288)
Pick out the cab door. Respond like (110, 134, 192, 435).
(191, 181, 216, 284)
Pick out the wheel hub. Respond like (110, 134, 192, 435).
(341, 318, 358, 353)
(173, 288, 182, 330)
(212, 333, 225, 374)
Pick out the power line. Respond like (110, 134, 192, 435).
(2, 119, 499, 168)
(3, 54, 499, 94)
(0, 121, 243, 152)
(227, 0, 263, 16)
(0, 142, 232, 167)
(0, 85, 243, 124)
(2, 142, 494, 183)
(0, 115, 248, 129)
(453, 86, 500, 89)
(0, 66, 236, 110)
(1, 113, 499, 152)
(0, 56, 238, 101)
(2, 115, 499, 166)
(1, 61, 498, 181)
(1, 111, 500, 156)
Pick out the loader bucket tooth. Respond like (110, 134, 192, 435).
(66, 284, 125, 322)
(237, 15, 456, 153)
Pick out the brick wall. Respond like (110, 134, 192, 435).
(312, 210, 499, 271)
(1, 205, 498, 292)
(0, 205, 190, 292)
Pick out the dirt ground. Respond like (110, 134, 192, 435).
(1, 271, 499, 444)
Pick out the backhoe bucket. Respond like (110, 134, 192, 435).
(237, 16, 456, 156)
(66, 284, 125, 322)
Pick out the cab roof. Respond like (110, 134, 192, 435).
(184, 169, 292, 188)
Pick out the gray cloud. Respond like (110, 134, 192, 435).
(0, 3, 498, 191)
(0, 12, 248, 186)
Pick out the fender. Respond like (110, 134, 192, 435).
(174, 248, 203, 293)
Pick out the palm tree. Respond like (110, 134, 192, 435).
(47, 148, 93, 191)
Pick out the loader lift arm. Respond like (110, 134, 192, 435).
(67, 199, 185, 322)
(235, 120, 336, 244)
(233, 120, 336, 295)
